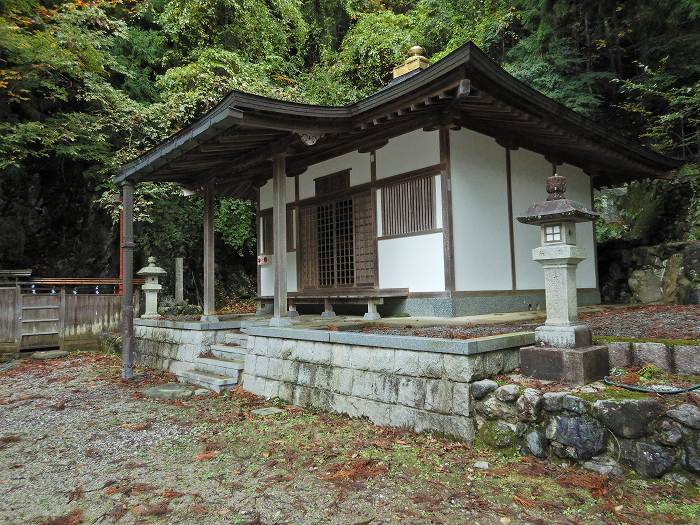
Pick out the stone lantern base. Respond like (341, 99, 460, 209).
(519, 344, 609, 385)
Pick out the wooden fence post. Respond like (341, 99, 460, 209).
(14, 284, 21, 356)
(58, 287, 66, 351)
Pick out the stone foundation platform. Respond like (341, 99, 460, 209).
(242, 327, 533, 440)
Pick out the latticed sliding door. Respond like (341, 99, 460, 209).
(298, 192, 375, 290)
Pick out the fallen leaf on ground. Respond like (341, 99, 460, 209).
(41, 508, 84, 525)
(196, 450, 221, 461)
(160, 489, 185, 498)
(120, 422, 152, 431)
(513, 495, 536, 509)
(556, 471, 608, 498)
(132, 501, 169, 517)
(323, 458, 387, 481)
(190, 503, 208, 514)
(67, 486, 84, 503)
(106, 503, 127, 523)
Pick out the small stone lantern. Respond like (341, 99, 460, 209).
(137, 256, 166, 319)
(517, 174, 609, 384)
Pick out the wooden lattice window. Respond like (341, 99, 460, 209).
(260, 209, 295, 254)
(381, 175, 436, 237)
(317, 199, 355, 287)
(315, 170, 350, 197)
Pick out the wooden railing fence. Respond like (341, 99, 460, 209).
(0, 279, 142, 362)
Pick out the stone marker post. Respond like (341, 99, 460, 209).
(174, 257, 184, 303)
(517, 174, 609, 385)
(137, 257, 166, 318)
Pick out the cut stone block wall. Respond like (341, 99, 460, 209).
(242, 328, 532, 440)
(607, 341, 700, 375)
(134, 319, 242, 374)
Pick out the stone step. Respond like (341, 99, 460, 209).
(194, 356, 244, 376)
(179, 369, 239, 393)
(224, 331, 248, 346)
(210, 343, 246, 359)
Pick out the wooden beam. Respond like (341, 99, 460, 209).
(505, 147, 517, 290)
(120, 180, 135, 380)
(270, 154, 291, 326)
(439, 127, 455, 296)
(201, 182, 218, 321)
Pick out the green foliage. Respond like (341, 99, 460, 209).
(215, 199, 256, 256)
(337, 10, 415, 93)
(1, 0, 699, 275)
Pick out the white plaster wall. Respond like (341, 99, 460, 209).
(450, 129, 511, 291)
(376, 129, 440, 179)
(378, 232, 445, 292)
(259, 177, 295, 210)
(260, 252, 297, 296)
(510, 149, 596, 290)
(298, 150, 371, 200)
(558, 163, 597, 289)
(510, 148, 551, 290)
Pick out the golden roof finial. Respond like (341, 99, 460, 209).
(393, 45, 430, 79)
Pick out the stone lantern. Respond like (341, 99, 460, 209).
(517, 174, 609, 384)
(137, 256, 166, 319)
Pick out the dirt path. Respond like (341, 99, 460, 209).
(1, 354, 697, 525)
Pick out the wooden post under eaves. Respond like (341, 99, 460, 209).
(201, 182, 219, 322)
(121, 180, 135, 380)
(270, 153, 291, 326)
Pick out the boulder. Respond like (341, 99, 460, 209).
(516, 388, 542, 421)
(495, 384, 520, 403)
(593, 399, 664, 439)
(562, 395, 589, 415)
(683, 434, 700, 473)
(628, 269, 663, 304)
(619, 440, 675, 478)
(655, 419, 684, 446)
(545, 415, 606, 460)
(476, 396, 518, 420)
(478, 420, 517, 449)
(582, 455, 624, 477)
(541, 392, 567, 412)
(666, 404, 700, 430)
(661, 253, 684, 303)
(524, 429, 547, 458)
(471, 379, 498, 400)
(662, 472, 693, 486)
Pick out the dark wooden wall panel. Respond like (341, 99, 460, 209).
(353, 192, 376, 286)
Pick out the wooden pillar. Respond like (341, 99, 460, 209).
(121, 180, 135, 380)
(201, 182, 218, 322)
(270, 153, 291, 326)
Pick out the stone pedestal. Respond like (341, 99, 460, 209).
(520, 345, 609, 385)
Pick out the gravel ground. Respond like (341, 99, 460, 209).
(1, 353, 698, 524)
(355, 305, 700, 340)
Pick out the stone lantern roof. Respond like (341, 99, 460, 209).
(137, 256, 167, 277)
(517, 174, 598, 225)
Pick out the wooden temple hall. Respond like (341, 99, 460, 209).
(115, 43, 679, 331)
